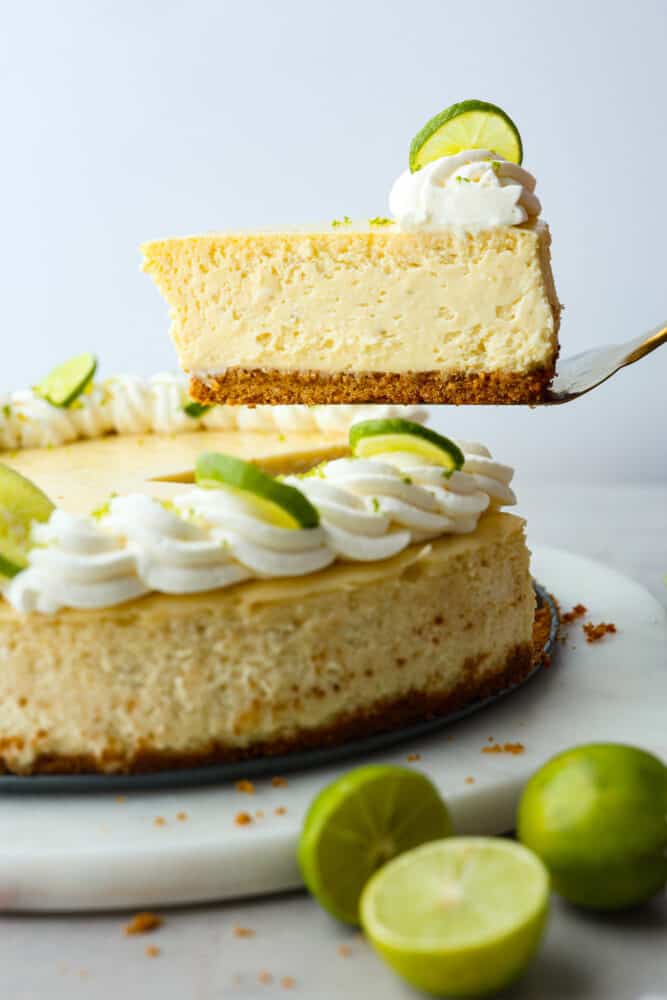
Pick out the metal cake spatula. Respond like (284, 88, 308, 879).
(546, 322, 667, 404)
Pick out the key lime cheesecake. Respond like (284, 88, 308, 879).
(143, 101, 561, 406)
(0, 360, 537, 775)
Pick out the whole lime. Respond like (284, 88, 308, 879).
(517, 743, 667, 910)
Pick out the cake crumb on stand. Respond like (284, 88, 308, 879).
(124, 912, 163, 936)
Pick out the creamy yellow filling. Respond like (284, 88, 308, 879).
(143, 222, 560, 376)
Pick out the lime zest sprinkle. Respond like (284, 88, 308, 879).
(91, 492, 118, 520)
(331, 215, 353, 228)
(371, 497, 380, 512)
(1, 404, 10, 419)
(369, 216, 393, 226)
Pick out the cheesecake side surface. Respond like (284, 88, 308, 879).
(0, 513, 534, 775)
(142, 223, 561, 405)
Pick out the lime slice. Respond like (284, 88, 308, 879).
(0, 462, 54, 578)
(517, 743, 667, 910)
(37, 353, 97, 407)
(183, 400, 212, 419)
(0, 536, 29, 578)
(195, 452, 319, 529)
(297, 764, 451, 925)
(350, 419, 464, 473)
(361, 837, 549, 997)
(410, 100, 523, 172)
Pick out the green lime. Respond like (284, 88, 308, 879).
(36, 352, 97, 407)
(195, 452, 319, 529)
(349, 419, 464, 473)
(409, 100, 523, 172)
(361, 837, 549, 997)
(517, 743, 667, 910)
(298, 764, 451, 925)
(183, 400, 212, 419)
(0, 536, 29, 578)
(0, 463, 54, 578)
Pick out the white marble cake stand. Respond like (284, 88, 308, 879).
(0, 544, 664, 912)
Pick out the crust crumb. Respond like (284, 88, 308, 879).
(233, 925, 255, 938)
(176, 811, 188, 822)
(406, 753, 421, 762)
(235, 779, 256, 794)
(561, 603, 587, 624)
(271, 776, 288, 787)
(280, 976, 296, 990)
(235, 811, 253, 826)
(124, 912, 163, 936)
(274, 806, 287, 816)
(483, 741, 525, 755)
(191, 365, 556, 407)
(154, 816, 166, 827)
(258, 970, 273, 985)
(145, 945, 161, 958)
(464, 776, 475, 784)
(583, 621, 617, 643)
(337, 944, 352, 958)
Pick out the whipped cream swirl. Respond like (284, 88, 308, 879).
(390, 150, 541, 231)
(7, 511, 150, 614)
(0, 373, 425, 452)
(3, 439, 516, 614)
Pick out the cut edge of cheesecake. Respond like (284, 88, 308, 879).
(0, 513, 543, 775)
(142, 221, 562, 406)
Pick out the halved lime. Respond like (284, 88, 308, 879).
(361, 838, 549, 997)
(195, 452, 319, 529)
(0, 463, 54, 578)
(183, 400, 212, 419)
(37, 353, 97, 407)
(298, 765, 451, 925)
(409, 100, 523, 172)
(517, 743, 667, 910)
(349, 419, 464, 473)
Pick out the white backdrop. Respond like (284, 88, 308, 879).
(1, 0, 666, 485)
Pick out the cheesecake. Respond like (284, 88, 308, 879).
(142, 102, 561, 406)
(0, 377, 540, 775)
(143, 222, 560, 406)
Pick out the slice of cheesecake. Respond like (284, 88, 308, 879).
(142, 221, 561, 406)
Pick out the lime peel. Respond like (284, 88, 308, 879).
(350, 419, 464, 473)
(36, 353, 98, 408)
(518, 742, 667, 910)
(195, 452, 319, 529)
(0, 462, 54, 579)
(297, 764, 452, 925)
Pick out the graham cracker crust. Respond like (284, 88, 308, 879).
(1, 610, 553, 776)
(190, 365, 555, 406)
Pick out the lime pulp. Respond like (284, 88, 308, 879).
(360, 837, 549, 997)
